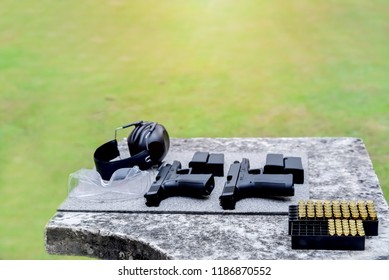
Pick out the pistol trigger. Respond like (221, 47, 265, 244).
(176, 168, 190, 175)
(248, 168, 261, 175)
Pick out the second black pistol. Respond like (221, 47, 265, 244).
(219, 158, 294, 210)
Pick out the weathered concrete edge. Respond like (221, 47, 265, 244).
(45, 219, 171, 260)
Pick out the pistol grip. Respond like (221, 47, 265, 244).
(144, 184, 164, 207)
(238, 174, 295, 197)
(163, 174, 215, 197)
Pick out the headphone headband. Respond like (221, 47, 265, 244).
(93, 121, 169, 181)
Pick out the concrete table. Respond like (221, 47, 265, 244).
(45, 138, 389, 259)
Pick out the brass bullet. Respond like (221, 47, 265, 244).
(325, 213, 333, 219)
(334, 212, 342, 219)
(369, 212, 377, 221)
(324, 208, 332, 213)
(360, 213, 368, 221)
(350, 207, 358, 214)
(351, 211, 360, 219)
(367, 206, 375, 212)
(358, 205, 367, 214)
(343, 211, 350, 219)
(366, 200, 374, 206)
(333, 208, 341, 214)
(367, 205, 375, 210)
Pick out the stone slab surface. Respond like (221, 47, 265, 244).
(58, 152, 308, 214)
(45, 138, 389, 260)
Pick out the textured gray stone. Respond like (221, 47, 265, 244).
(45, 138, 389, 259)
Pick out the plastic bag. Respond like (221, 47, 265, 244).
(68, 166, 151, 202)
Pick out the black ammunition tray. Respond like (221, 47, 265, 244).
(290, 220, 365, 250)
(288, 205, 379, 236)
(288, 200, 380, 250)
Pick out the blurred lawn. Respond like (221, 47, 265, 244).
(0, 0, 388, 259)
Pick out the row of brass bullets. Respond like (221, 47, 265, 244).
(332, 201, 342, 219)
(335, 219, 343, 236)
(356, 220, 365, 236)
(349, 219, 357, 236)
(367, 201, 377, 220)
(341, 202, 350, 219)
(349, 202, 360, 220)
(358, 201, 368, 220)
(297, 200, 377, 221)
(315, 200, 324, 218)
(324, 200, 333, 219)
(328, 219, 335, 236)
(327, 219, 365, 236)
(306, 200, 315, 219)
(298, 200, 306, 219)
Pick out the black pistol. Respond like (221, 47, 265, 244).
(145, 160, 215, 207)
(219, 158, 294, 210)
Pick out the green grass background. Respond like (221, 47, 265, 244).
(0, 0, 388, 259)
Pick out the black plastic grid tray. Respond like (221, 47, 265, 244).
(290, 221, 365, 250)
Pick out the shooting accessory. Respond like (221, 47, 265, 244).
(264, 153, 304, 184)
(94, 121, 170, 181)
(219, 158, 294, 210)
(68, 166, 151, 202)
(144, 161, 215, 207)
(290, 220, 366, 250)
(189, 152, 224, 176)
(289, 200, 379, 250)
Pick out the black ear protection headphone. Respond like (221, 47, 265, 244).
(94, 121, 170, 180)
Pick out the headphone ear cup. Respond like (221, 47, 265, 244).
(128, 125, 141, 148)
(128, 122, 154, 156)
(128, 122, 144, 145)
(146, 123, 170, 162)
